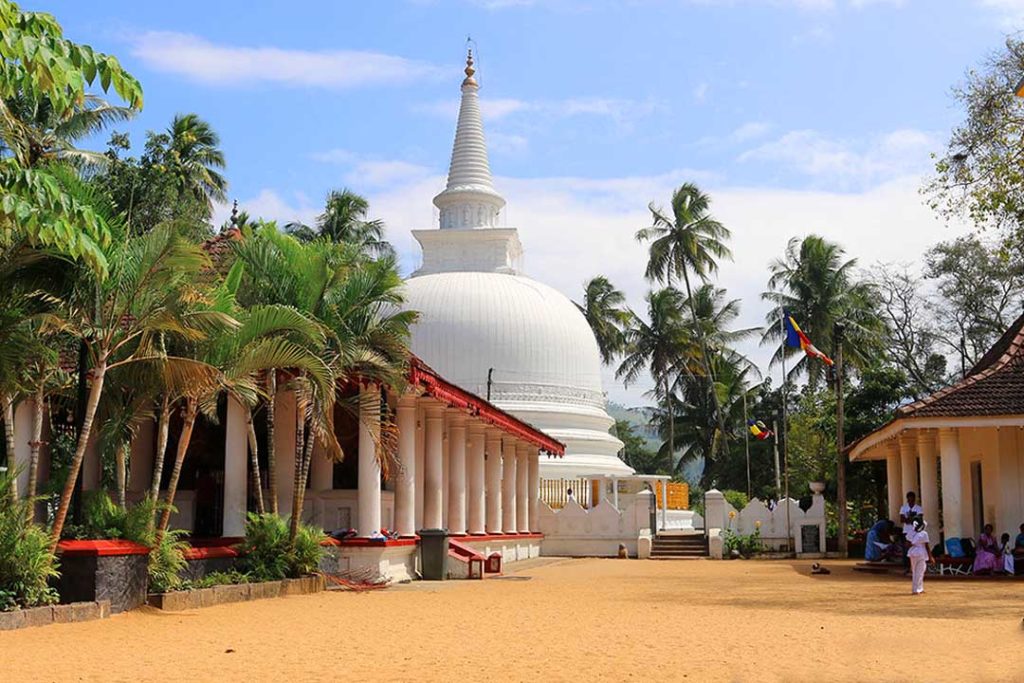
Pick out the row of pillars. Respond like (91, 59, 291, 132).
(364, 392, 542, 538)
(885, 428, 963, 539)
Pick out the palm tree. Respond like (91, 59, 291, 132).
(636, 183, 732, 458)
(286, 189, 394, 258)
(762, 235, 884, 388)
(617, 288, 692, 470)
(152, 113, 227, 216)
(575, 276, 632, 365)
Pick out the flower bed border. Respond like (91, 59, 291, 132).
(0, 600, 111, 631)
(147, 575, 325, 611)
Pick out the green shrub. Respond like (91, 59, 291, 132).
(0, 471, 60, 610)
(190, 570, 251, 589)
(148, 529, 189, 594)
(723, 528, 764, 559)
(239, 513, 326, 581)
(721, 489, 749, 513)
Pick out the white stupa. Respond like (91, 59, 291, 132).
(403, 50, 631, 479)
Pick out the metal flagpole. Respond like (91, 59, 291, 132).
(743, 392, 751, 500)
(780, 308, 792, 555)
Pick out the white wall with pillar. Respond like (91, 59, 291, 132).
(447, 412, 467, 535)
(466, 422, 486, 534)
(395, 395, 417, 537)
(528, 449, 540, 533)
(501, 435, 517, 534)
(422, 402, 444, 531)
(485, 428, 503, 534)
(515, 443, 529, 533)
(222, 397, 248, 537)
(356, 386, 382, 537)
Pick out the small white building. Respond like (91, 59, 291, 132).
(849, 315, 1024, 540)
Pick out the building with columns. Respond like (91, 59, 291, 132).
(401, 50, 634, 501)
(849, 314, 1024, 541)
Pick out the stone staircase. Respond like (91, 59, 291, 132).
(651, 534, 709, 559)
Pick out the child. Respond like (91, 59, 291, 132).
(907, 517, 933, 595)
(1000, 532, 1015, 575)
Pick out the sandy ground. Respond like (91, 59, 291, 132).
(2, 558, 1023, 682)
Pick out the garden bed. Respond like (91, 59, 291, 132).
(147, 575, 325, 612)
(0, 600, 111, 631)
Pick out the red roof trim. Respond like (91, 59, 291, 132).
(408, 356, 565, 455)
(57, 540, 151, 557)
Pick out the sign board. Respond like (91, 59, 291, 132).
(801, 524, 821, 553)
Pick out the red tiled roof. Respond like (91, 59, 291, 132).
(895, 312, 1024, 418)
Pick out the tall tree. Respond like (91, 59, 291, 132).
(575, 276, 631, 364)
(144, 113, 227, 222)
(762, 235, 883, 388)
(637, 183, 732, 459)
(286, 189, 394, 258)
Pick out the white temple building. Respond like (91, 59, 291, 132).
(403, 51, 633, 492)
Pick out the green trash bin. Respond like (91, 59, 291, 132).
(419, 528, 449, 580)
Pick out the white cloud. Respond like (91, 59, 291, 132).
(729, 121, 772, 143)
(310, 148, 434, 187)
(489, 132, 530, 154)
(130, 32, 444, 89)
(213, 189, 319, 229)
(738, 127, 938, 188)
(693, 82, 709, 104)
(415, 96, 658, 124)
(976, 0, 1024, 26)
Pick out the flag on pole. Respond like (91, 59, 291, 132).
(748, 419, 773, 441)
(783, 313, 834, 366)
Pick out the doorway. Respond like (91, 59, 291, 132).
(970, 461, 984, 533)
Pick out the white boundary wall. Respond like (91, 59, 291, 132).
(703, 488, 827, 557)
(538, 491, 653, 557)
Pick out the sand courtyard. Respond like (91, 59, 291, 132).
(2, 557, 1022, 682)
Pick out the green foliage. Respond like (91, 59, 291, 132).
(721, 489, 749, 513)
(0, 470, 59, 610)
(67, 491, 157, 545)
(239, 513, 325, 580)
(148, 529, 188, 594)
(189, 570, 251, 589)
(615, 419, 665, 475)
(723, 528, 763, 559)
(576, 276, 632, 365)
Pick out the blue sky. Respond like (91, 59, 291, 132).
(38, 0, 1023, 404)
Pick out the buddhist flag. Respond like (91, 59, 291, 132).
(748, 420, 773, 441)
(783, 313, 834, 366)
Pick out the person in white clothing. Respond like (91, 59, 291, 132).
(907, 517, 933, 595)
(1000, 532, 1015, 575)
(899, 491, 923, 538)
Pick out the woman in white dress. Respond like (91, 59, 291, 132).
(1000, 533, 1015, 575)
(907, 517, 933, 595)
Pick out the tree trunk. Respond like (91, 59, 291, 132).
(158, 398, 198, 535)
(265, 370, 278, 515)
(49, 358, 108, 551)
(665, 376, 674, 473)
(246, 408, 265, 514)
(26, 386, 44, 522)
(114, 443, 127, 510)
(2, 394, 17, 499)
(681, 267, 728, 462)
(149, 395, 171, 502)
(290, 416, 316, 543)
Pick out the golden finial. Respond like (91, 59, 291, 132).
(463, 45, 477, 86)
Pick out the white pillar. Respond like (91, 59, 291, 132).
(222, 396, 248, 537)
(885, 445, 902, 523)
(516, 443, 529, 533)
(660, 479, 668, 530)
(612, 477, 620, 510)
(938, 428, 963, 539)
(485, 429, 503, 534)
(447, 413, 467, 535)
(918, 430, 940, 533)
(422, 403, 444, 530)
(467, 422, 486, 534)
(13, 400, 32, 497)
(274, 387, 297, 518)
(899, 434, 919, 501)
(441, 424, 450, 528)
(414, 403, 424, 530)
(309, 440, 332, 491)
(357, 386, 381, 537)
(502, 436, 517, 533)
(528, 450, 540, 533)
(395, 395, 417, 537)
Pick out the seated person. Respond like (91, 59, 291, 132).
(972, 524, 1000, 575)
(1015, 523, 1024, 552)
(999, 533, 1015, 575)
(864, 519, 898, 562)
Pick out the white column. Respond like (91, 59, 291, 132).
(485, 429, 503, 534)
(516, 443, 529, 533)
(395, 395, 417, 537)
(885, 445, 902, 523)
(422, 403, 444, 530)
(441, 424, 450, 528)
(660, 479, 668, 530)
(502, 436, 517, 533)
(899, 434, 919, 501)
(309, 440, 332, 491)
(528, 450, 540, 533)
(447, 413, 467, 535)
(274, 387, 297, 518)
(612, 477, 620, 510)
(938, 428, 963, 539)
(918, 430, 940, 532)
(467, 422, 486, 534)
(357, 386, 381, 537)
(222, 396, 248, 537)
(13, 400, 32, 497)
(414, 403, 424, 530)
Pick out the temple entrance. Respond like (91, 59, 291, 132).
(160, 398, 227, 537)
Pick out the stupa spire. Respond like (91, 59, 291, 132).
(433, 46, 506, 230)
